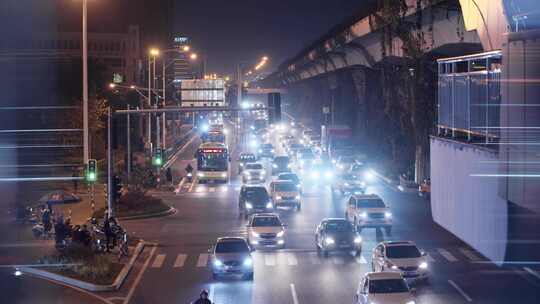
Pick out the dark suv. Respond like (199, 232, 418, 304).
(272, 156, 290, 175)
(238, 152, 256, 173)
(238, 185, 273, 219)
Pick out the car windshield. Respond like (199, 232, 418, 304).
(325, 221, 354, 232)
(386, 245, 422, 258)
(215, 240, 250, 253)
(275, 183, 297, 192)
(357, 199, 385, 208)
(246, 163, 263, 170)
(245, 188, 269, 202)
(369, 279, 409, 294)
(279, 174, 299, 183)
(274, 157, 289, 165)
(252, 216, 281, 227)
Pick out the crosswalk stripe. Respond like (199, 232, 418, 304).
(173, 254, 187, 268)
(332, 256, 344, 265)
(308, 252, 321, 265)
(437, 248, 458, 262)
(459, 248, 481, 261)
(264, 254, 276, 266)
(355, 255, 368, 264)
(196, 254, 209, 267)
(287, 253, 298, 266)
(151, 254, 166, 268)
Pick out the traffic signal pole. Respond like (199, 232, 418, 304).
(107, 107, 113, 218)
(126, 104, 131, 185)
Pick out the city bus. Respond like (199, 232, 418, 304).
(196, 142, 229, 183)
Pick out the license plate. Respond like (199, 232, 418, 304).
(404, 271, 417, 276)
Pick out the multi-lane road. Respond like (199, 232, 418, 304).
(2, 121, 540, 304)
(121, 126, 540, 304)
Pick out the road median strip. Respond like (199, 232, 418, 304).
(19, 240, 147, 292)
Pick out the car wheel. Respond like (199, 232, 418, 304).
(244, 272, 254, 280)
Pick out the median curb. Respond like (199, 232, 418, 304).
(117, 206, 177, 221)
(20, 240, 146, 292)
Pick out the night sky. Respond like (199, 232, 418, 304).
(174, 0, 367, 76)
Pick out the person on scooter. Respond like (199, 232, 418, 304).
(193, 290, 212, 304)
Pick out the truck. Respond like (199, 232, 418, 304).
(321, 125, 354, 162)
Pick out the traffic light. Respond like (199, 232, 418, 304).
(153, 148, 163, 166)
(112, 175, 122, 202)
(86, 159, 97, 182)
(267, 92, 281, 124)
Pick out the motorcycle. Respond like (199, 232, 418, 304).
(186, 172, 193, 183)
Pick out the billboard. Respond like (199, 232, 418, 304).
(180, 79, 225, 107)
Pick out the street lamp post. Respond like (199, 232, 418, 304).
(82, 0, 89, 164)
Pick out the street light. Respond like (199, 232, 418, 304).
(182, 45, 190, 52)
(109, 83, 116, 89)
(190, 53, 198, 60)
(150, 48, 160, 57)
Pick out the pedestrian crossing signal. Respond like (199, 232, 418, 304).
(86, 159, 97, 182)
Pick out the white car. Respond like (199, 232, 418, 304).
(269, 180, 301, 211)
(242, 163, 266, 183)
(371, 241, 429, 283)
(346, 194, 392, 234)
(334, 155, 357, 171)
(247, 213, 286, 249)
(355, 272, 416, 304)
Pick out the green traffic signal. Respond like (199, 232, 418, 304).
(153, 148, 163, 166)
(86, 159, 97, 182)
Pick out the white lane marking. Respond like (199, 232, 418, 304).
(524, 267, 540, 280)
(459, 248, 481, 261)
(332, 256, 344, 265)
(426, 254, 435, 263)
(188, 177, 197, 192)
(308, 252, 321, 265)
(287, 253, 298, 266)
(448, 279, 473, 302)
(209, 187, 216, 192)
(196, 253, 209, 267)
(124, 245, 157, 304)
(290, 283, 300, 304)
(355, 255, 368, 264)
(151, 254, 166, 268)
(265, 253, 276, 266)
(173, 254, 187, 268)
(438, 248, 458, 262)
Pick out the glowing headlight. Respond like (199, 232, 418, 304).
(419, 262, 428, 269)
(385, 212, 392, 218)
(198, 172, 205, 177)
(311, 171, 320, 179)
(360, 181, 366, 187)
(277, 230, 285, 237)
(287, 164, 292, 168)
(245, 203, 253, 209)
(271, 149, 275, 153)
(258, 149, 262, 153)
(295, 195, 301, 200)
(213, 260, 223, 267)
(324, 171, 333, 179)
(243, 257, 253, 267)
(240, 163, 244, 167)
(261, 170, 266, 175)
(221, 173, 227, 178)
(325, 237, 335, 245)
(276, 196, 282, 200)
(251, 231, 260, 237)
(391, 265, 399, 270)
(250, 140, 258, 148)
(406, 301, 416, 304)
(360, 212, 368, 219)
(273, 164, 278, 168)
(365, 170, 375, 181)
(332, 159, 336, 164)
(344, 182, 350, 187)
(354, 236, 362, 244)
(266, 202, 273, 209)
(338, 165, 344, 169)
(300, 160, 305, 165)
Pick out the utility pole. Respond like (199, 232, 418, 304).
(82, 0, 89, 164)
(237, 64, 242, 109)
(147, 57, 152, 151)
(107, 107, 113, 218)
(126, 104, 131, 184)
(162, 56, 167, 150)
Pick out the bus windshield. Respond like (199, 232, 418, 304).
(198, 150, 228, 171)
